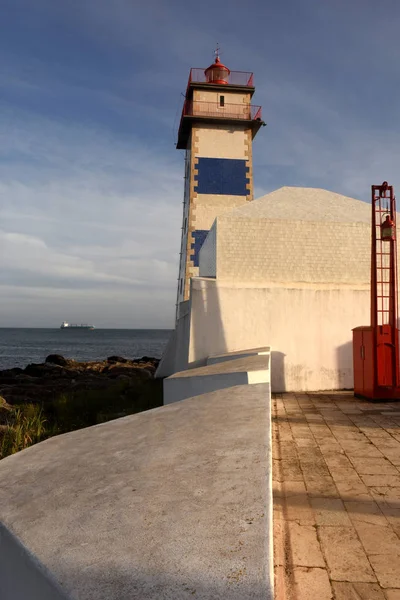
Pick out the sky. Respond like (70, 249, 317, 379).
(1, 0, 400, 328)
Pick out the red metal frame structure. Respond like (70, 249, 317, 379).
(353, 181, 400, 400)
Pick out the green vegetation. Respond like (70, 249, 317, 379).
(0, 378, 163, 460)
(0, 404, 47, 458)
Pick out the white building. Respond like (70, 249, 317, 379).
(157, 57, 380, 392)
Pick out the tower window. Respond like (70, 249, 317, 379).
(219, 95, 225, 107)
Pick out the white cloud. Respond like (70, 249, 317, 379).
(0, 230, 148, 285)
(0, 108, 183, 326)
(3, 0, 400, 328)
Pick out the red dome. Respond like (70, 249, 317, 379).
(204, 56, 230, 85)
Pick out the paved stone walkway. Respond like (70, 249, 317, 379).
(273, 392, 400, 600)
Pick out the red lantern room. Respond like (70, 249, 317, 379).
(204, 56, 230, 85)
(176, 49, 264, 149)
(381, 214, 395, 241)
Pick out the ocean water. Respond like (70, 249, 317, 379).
(0, 328, 172, 370)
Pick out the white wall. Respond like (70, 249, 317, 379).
(199, 222, 217, 278)
(194, 123, 249, 159)
(194, 194, 248, 230)
(193, 89, 251, 107)
(188, 278, 370, 392)
(164, 371, 251, 404)
(155, 301, 191, 378)
(0, 523, 70, 600)
(177, 147, 192, 304)
(216, 217, 371, 285)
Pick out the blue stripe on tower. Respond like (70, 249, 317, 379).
(190, 230, 209, 267)
(194, 158, 250, 196)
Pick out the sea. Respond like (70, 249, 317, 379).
(0, 328, 172, 370)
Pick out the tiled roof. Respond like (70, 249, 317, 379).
(224, 186, 372, 223)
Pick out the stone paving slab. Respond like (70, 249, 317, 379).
(273, 392, 400, 599)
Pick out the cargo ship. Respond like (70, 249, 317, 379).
(60, 321, 95, 330)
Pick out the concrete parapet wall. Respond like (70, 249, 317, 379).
(164, 353, 270, 405)
(164, 371, 251, 404)
(0, 384, 273, 600)
(0, 523, 71, 600)
(207, 347, 270, 365)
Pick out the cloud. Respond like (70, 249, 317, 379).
(3, 0, 400, 328)
(0, 107, 182, 326)
(0, 230, 147, 286)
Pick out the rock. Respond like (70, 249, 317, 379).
(107, 356, 128, 364)
(0, 377, 22, 385)
(0, 356, 159, 406)
(139, 369, 152, 380)
(116, 375, 131, 382)
(105, 366, 132, 379)
(45, 354, 69, 367)
(137, 356, 155, 363)
(14, 374, 37, 382)
(24, 363, 53, 378)
(0, 367, 23, 379)
(116, 366, 152, 379)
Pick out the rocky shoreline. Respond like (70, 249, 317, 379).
(0, 354, 163, 459)
(0, 354, 160, 406)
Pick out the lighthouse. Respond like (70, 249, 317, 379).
(159, 54, 379, 392)
(175, 51, 265, 310)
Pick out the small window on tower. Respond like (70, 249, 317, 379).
(219, 95, 225, 107)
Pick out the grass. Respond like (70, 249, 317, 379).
(0, 378, 163, 460)
(0, 404, 47, 458)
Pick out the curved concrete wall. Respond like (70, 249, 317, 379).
(0, 385, 273, 600)
(164, 353, 270, 405)
(0, 523, 71, 600)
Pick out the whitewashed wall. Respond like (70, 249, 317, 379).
(216, 217, 371, 285)
(199, 222, 217, 278)
(0, 523, 70, 600)
(194, 123, 249, 159)
(188, 278, 370, 392)
(156, 302, 191, 378)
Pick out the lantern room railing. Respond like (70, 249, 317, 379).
(188, 68, 254, 87)
(183, 101, 262, 121)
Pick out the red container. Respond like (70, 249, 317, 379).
(352, 326, 374, 398)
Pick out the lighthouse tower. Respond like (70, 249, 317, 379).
(176, 52, 265, 310)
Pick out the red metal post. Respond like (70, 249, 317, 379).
(353, 182, 400, 400)
(372, 183, 398, 390)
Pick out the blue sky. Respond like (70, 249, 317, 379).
(1, 0, 400, 327)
